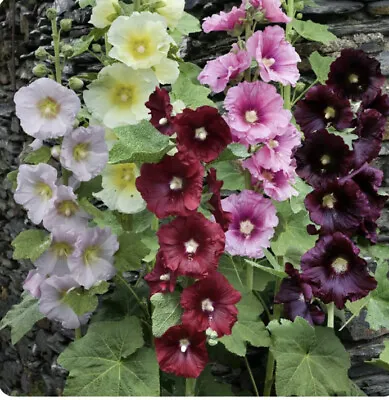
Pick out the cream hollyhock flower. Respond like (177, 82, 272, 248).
(90, 0, 119, 28)
(108, 12, 173, 70)
(154, 0, 185, 28)
(83, 63, 158, 128)
(153, 58, 179, 84)
(94, 163, 146, 214)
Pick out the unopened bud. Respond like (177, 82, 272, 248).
(51, 145, 61, 159)
(32, 64, 49, 77)
(205, 327, 218, 339)
(296, 12, 303, 19)
(60, 18, 73, 32)
(35, 46, 49, 60)
(294, 1, 305, 11)
(46, 8, 57, 21)
(92, 43, 102, 53)
(295, 81, 306, 93)
(69, 76, 84, 91)
(61, 44, 73, 58)
(207, 338, 218, 346)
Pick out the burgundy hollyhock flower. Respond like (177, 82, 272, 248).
(174, 106, 232, 162)
(275, 263, 325, 326)
(180, 271, 241, 336)
(144, 251, 177, 296)
(135, 154, 204, 219)
(327, 49, 385, 105)
(145, 87, 175, 136)
(364, 90, 389, 117)
(294, 129, 353, 188)
(294, 85, 353, 135)
(155, 324, 208, 378)
(301, 233, 377, 309)
(206, 168, 232, 232)
(157, 212, 225, 278)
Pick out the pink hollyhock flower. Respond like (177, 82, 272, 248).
(224, 81, 291, 145)
(135, 154, 204, 219)
(23, 270, 46, 299)
(198, 45, 251, 93)
(155, 325, 208, 378)
(180, 272, 241, 336)
(202, 6, 246, 33)
(256, 168, 298, 202)
(255, 0, 291, 23)
(145, 87, 175, 136)
(157, 212, 225, 278)
(221, 190, 278, 258)
(247, 25, 300, 86)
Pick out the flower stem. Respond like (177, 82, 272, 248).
(245, 356, 260, 396)
(75, 327, 82, 340)
(292, 78, 319, 107)
(244, 23, 252, 82)
(283, 0, 295, 111)
(50, 18, 62, 83)
(185, 378, 196, 396)
(134, 0, 141, 11)
(327, 302, 335, 328)
(246, 263, 254, 292)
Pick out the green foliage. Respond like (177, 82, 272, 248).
(110, 121, 172, 164)
(12, 229, 51, 262)
(114, 232, 150, 272)
(0, 292, 44, 345)
(170, 12, 201, 44)
(141, 228, 160, 263)
(70, 33, 95, 58)
(367, 340, 389, 372)
(211, 161, 246, 191)
(308, 51, 335, 84)
(268, 318, 352, 396)
(78, 0, 96, 7)
(23, 146, 52, 164)
(58, 317, 159, 396)
(216, 143, 250, 162)
(196, 366, 235, 396)
(76, 176, 102, 199)
(327, 127, 358, 149)
(151, 292, 182, 337)
(291, 20, 337, 44)
(290, 177, 312, 214)
(245, 259, 287, 279)
(7, 170, 18, 190)
(131, 209, 155, 233)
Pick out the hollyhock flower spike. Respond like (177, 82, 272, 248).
(155, 324, 208, 378)
(174, 106, 232, 163)
(14, 78, 80, 140)
(275, 263, 325, 326)
(145, 251, 177, 296)
(14, 163, 57, 225)
(145, 87, 175, 136)
(23, 270, 46, 299)
(136, 154, 204, 219)
(301, 232, 377, 309)
(221, 190, 278, 258)
(248, 0, 291, 23)
(181, 271, 241, 336)
(246, 25, 300, 86)
(202, 6, 246, 33)
(157, 212, 225, 278)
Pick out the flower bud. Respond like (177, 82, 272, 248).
(35, 46, 49, 60)
(207, 338, 218, 346)
(296, 12, 303, 19)
(92, 43, 102, 53)
(295, 81, 306, 93)
(69, 77, 84, 91)
(46, 8, 57, 21)
(60, 18, 73, 32)
(61, 44, 73, 58)
(32, 64, 49, 78)
(51, 145, 61, 159)
(205, 327, 218, 340)
(294, 1, 305, 11)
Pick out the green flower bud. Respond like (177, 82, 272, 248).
(207, 338, 218, 347)
(60, 18, 73, 32)
(35, 46, 49, 60)
(32, 64, 49, 78)
(296, 12, 303, 19)
(69, 77, 84, 91)
(294, 1, 305, 11)
(92, 43, 102, 53)
(295, 81, 306, 93)
(205, 327, 218, 340)
(61, 44, 73, 58)
(46, 8, 57, 21)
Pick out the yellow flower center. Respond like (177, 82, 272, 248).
(35, 182, 53, 200)
(348, 74, 359, 84)
(57, 200, 79, 217)
(262, 57, 275, 68)
(262, 170, 274, 181)
(332, 257, 348, 274)
(245, 110, 258, 123)
(240, 220, 255, 236)
(320, 154, 331, 166)
(112, 163, 137, 191)
(170, 176, 183, 191)
(269, 139, 279, 149)
(324, 106, 336, 120)
(73, 143, 90, 161)
(83, 245, 100, 265)
(112, 84, 136, 108)
(129, 36, 153, 59)
(322, 193, 336, 209)
(194, 127, 208, 141)
(52, 242, 73, 258)
(179, 338, 190, 353)
(37, 97, 60, 119)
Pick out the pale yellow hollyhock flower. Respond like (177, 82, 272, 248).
(94, 163, 145, 214)
(155, 0, 185, 28)
(90, 0, 119, 28)
(108, 12, 173, 70)
(83, 63, 158, 129)
(153, 58, 179, 84)
(89, 118, 118, 150)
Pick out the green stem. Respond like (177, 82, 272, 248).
(134, 0, 141, 11)
(282, 0, 295, 110)
(51, 19, 61, 83)
(185, 378, 196, 396)
(75, 327, 82, 340)
(244, 23, 252, 82)
(253, 291, 271, 320)
(292, 78, 319, 106)
(62, 167, 71, 186)
(104, 33, 112, 57)
(246, 263, 254, 292)
(152, 215, 159, 231)
(245, 356, 260, 396)
(327, 302, 335, 328)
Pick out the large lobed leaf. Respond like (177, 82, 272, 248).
(12, 229, 51, 262)
(290, 20, 337, 45)
(151, 292, 182, 338)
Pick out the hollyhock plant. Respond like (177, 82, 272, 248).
(155, 324, 208, 378)
(221, 190, 278, 258)
(145, 87, 175, 136)
(157, 212, 225, 278)
(145, 251, 177, 296)
(23, 270, 46, 299)
(202, 6, 246, 33)
(153, 0, 185, 28)
(275, 263, 325, 326)
(247, 25, 300, 86)
(301, 233, 377, 309)
(14, 78, 80, 140)
(136, 154, 204, 218)
(294, 85, 354, 135)
(247, 0, 291, 23)
(14, 163, 57, 225)
(224, 81, 291, 145)
(174, 106, 232, 162)
(90, 0, 119, 28)
(181, 272, 241, 336)
(60, 125, 108, 182)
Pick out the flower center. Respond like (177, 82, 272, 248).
(73, 142, 90, 161)
(159, 273, 170, 281)
(179, 338, 190, 353)
(298, 293, 305, 302)
(194, 127, 208, 141)
(52, 241, 73, 258)
(322, 193, 336, 209)
(201, 298, 214, 313)
(83, 245, 100, 265)
(262, 57, 275, 68)
(245, 110, 258, 123)
(269, 139, 279, 149)
(35, 182, 53, 200)
(320, 154, 331, 166)
(184, 238, 199, 254)
(159, 117, 168, 126)
(324, 106, 336, 120)
(57, 200, 79, 217)
(170, 176, 183, 191)
(262, 170, 274, 181)
(113, 164, 137, 190)
(130, 37, 151, 59)
(332, 257, 348, 274)
(112, 84, 135, 107)
(240, 219, 255, 236)
(137, 45, 145, 54)
(348, 73, 359, 84)
(37, 97, 60, 119)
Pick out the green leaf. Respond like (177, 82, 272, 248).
(367, 340, 389, 372)
(308, 51, 335, 84)
(23, 146, 51, 164)
(216, 143, 250, 162)
(365, 243, 389, 262)
(245, 259, 287, 279)
(0, 292, 44, 345)
(175, 12, 201, 35)
(196, 366, 235, 396)
(131, 209, 155, 233)
(268, 317, 352, 396)
(327, 127, 358, 150)
(78, 0, 96, 7)
(262, 248, 283, 271)
(7, 170, 18, 190)
(211, 161, 246, 191)
(70, 33, 95, 58)
(290, 177, 312, 214)
(58, 317, 159, 396)
(110, 121, 171, 164)
(114, 232, 149, 272)
(141, 228, 160, 263)
(76, 176, 103, 199)
(151, 292, 182, 338)
(291, 20, 337, 45)
(12, 229, 51, 262)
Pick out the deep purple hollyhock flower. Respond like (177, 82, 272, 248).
(275, 263, 325, 326)
(363, 90, 389, 117)
(327, 49, 385, 105)
(294, 129, 353, 188)
(294, 85, 353, 135)
(174, 106, 232, 163)
(155, 324, 208, 378)
(180, 271, 241, 337)
(135, 154, 204, 219)
(157, 212, 225, 278)
(145, 87, 175, 136)
(144, 251, 177, 296)
(304, 180, 370, 235)
(301, 232, 377, 309)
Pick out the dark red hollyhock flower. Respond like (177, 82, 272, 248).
(145, 87, 175, 136)
(206, 168, 232, 232)
(180, 272, 241, 336)
(136, 154, 204, 218)
(365, 90, 389, 117)
(144, 251, 177, 296)
(275, 263, 325, 326)
(294, 129, 353, 188)
(304, 179, 370, 235)
(155, 324, 208, 378)
(157, 212, 225, 278)
(352, 109, 386, 168)
(301, 232, 377, 309)
(294, 85, 353, 135)
(174, 106, 232, 162)
(326, 49, 385, 105)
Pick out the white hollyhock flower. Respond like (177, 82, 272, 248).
(154, 0, 185, 28)
(90, 0, 119, 28)
(153, 58, 180, 84)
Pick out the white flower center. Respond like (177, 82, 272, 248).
(240, 220, 255, 236)
(320, 154, 331, 166)
(269, 139, 279, 149)
(159, 117, 168, 126)
(201, 298, 214, 313)
(179, 339, 190, 353)
(324, 106, 336, 120)
(262, 57, 275, 68)
(332, 257, 348, 274)
(195, 127, 208, 141)
(184, 238, 199, 254)
(245, 110, 258, 123)
(159, 273, 170, 281)
(349, 74, 359, 84)
(137, 45, 146, 54)
(298, 293, 305, 302)
(322, 193, 336, 209)
(170, 176, 183, 191)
